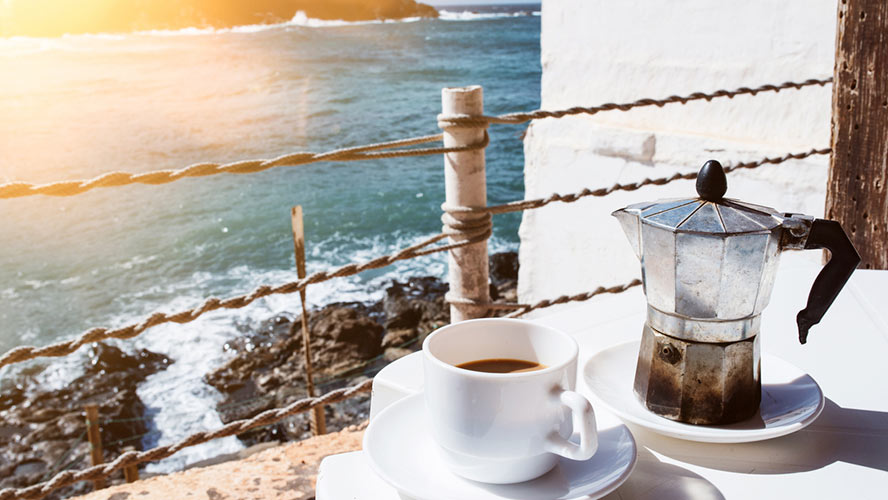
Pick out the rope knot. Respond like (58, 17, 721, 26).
(440, 204, 492, 243)
(437, 113, 492, 130)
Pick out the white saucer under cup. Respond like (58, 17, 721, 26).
(363, 393, 637, 500)
(583, 341, 825, 443)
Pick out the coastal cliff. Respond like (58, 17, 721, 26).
(0, 0, 439, 37)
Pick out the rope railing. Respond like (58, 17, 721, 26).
(0, 78, 836, 500)
(0, 78, 829, 200)
(0, 147, 827, 371)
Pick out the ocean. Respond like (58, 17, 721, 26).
(0, 4, 541, 470)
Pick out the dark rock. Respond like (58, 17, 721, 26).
(490, 251, 519, 287)
(313, 307, 384, 361)
(0, 343, 171, 499)
(205, 301, 384, 446)
(490, 251, 519, 305)
(0, 386, 25, 412)
(383, 283, 423, 330)
(85, 342, 170, 378)
(489, 282, 500, 301)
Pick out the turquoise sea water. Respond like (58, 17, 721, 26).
(0, 5, 540, 468)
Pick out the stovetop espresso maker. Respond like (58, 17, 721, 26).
(612, 160, 860, 425)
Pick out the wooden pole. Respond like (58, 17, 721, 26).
(122, 446, 139, 483)
(84, 404, 106, 490)
(826, 0, 888, 269)
(290, 205, 326, 436)
(441, 86, 491, 322)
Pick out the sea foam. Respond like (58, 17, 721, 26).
(439, 10, 540, 21)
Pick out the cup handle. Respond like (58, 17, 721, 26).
(544, 390, 599, 461)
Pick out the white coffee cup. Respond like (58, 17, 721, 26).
(422, 318, 598, 484)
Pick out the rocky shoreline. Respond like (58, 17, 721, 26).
(204, 251, 518, 447)
(0, 252, 517, 495)
(0, 345, 172, 499)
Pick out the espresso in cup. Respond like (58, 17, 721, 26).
(423, 318, 598, 484)
(456, 358, 546, 374)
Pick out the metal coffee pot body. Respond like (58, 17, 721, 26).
(612, 160, 859, 424)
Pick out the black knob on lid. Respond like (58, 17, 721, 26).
(696, 160, 727, 201)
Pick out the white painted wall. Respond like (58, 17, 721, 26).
(519, 0, 836, 311)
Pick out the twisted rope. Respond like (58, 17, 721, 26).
(0, 379, 373, 500)
(444, 295, 526, 310)
(0, 133, 488, 199)
(506, 279, 644, 318)
(444, 148, 832, 217)
(444, 279, 644, 316)
(0, 231, 486, 369)
(437, 78, 832, 127)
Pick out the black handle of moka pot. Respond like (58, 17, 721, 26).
(797, 219, 860, 344)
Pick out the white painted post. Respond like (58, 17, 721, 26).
(441, 86, 490, 323)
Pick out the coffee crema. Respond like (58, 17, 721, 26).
(455, 358, 546, 374)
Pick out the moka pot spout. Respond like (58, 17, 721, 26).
(611, 204, 646, 260)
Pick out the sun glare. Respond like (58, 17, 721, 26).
(1, 0, 117, 37)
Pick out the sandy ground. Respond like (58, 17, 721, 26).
(70, 423, 367, 500)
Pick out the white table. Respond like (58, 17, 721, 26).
(316, 257, 888, 499)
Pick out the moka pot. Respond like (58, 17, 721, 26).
(612, 160, 860, 425)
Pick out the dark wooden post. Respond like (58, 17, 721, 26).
(84, 404, 106, 490)
(291, 205, 326, 435)
(826, 0, 888, 269)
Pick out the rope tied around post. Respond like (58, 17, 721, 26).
(440, 210, 493, 241)
(437, 103, 493, 245)
(440, 205, 494, 310)
(439, 86, 494, 321)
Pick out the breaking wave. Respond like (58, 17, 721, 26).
(137, 11, 424, 35)
(439, 10, 540, 21)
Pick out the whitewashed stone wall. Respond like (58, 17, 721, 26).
(519, 0, 837, 309)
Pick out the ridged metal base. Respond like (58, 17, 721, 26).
(633, 324, 761, 425)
